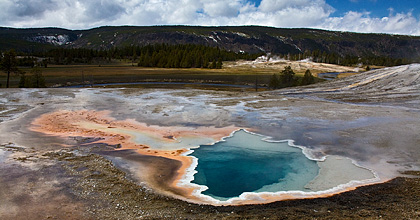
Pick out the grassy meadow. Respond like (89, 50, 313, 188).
(0, 59, 362, 88)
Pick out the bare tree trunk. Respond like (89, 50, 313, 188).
(255, 76, 258, 92)
(6, 71, 10, 88)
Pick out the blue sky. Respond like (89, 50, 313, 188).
(247, 0, 419, 17)
(0, 0, 419, 35)
(327, 0, 418, 17)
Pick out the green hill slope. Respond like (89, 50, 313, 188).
(1, 26, 420, 62)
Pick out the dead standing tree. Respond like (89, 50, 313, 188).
(1, 50, 18, 88)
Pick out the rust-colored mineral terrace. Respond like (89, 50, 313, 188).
(30, 110, 239, 201)
(30, 109, 382, 205)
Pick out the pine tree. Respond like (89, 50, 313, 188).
(19, 72, 27, 88)
(216, 59, 222, 69)
(280, 66, 296, 87)
(30, 67, 46, 88)
(301, 69, 314, 85)
(211, 60, 217, 69)
(132, 48, 137, 66)
(269, 74, 280, 89)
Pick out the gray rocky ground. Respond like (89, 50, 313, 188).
(1, 64, 420, 219)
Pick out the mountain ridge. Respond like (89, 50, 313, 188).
(1, 25, 420, 63)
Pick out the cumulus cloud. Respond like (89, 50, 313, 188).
(238, 0, 333, 27)
(0, 0, 57, 22)
(0, 0, 127, 28)
(0, 0, 419, 35)
(200, 0, 241, 17)
(81, 0, 126, 21)
(320, 10, 420, 35)
(258, 0, 331, 13)
(13, 0, 58, 17)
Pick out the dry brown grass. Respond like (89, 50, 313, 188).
(42, 65, 227, 77)
(2, 60, 365, 87)
(42, 59, 359, 78)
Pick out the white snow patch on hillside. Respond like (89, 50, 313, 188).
(30, 35, 70, 45)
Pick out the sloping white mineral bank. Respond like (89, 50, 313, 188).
(305, 155, 376, 191)
(181, 129, 378, 205)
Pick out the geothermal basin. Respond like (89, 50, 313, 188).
(28, 103, 378, 205)
(1, 85, 419, 208)
(186, 129, 376, 204)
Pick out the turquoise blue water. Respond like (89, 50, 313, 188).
(191, 130, 320, 200)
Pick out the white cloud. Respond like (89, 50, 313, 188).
(320, 10, 420, 35)
(253, 2, 333, 27)
(0, 0, 419, 36)
(258, 0, 330, 13)
(201, 0, 241, 17)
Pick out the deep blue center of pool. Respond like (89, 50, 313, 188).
(191, 130, 319, 200)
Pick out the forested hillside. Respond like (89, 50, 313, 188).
(32, 44, 260, 68)
(1, 26, 420, 66)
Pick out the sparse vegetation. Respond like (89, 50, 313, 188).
(279, 50, 410, 67)
(269, 66, 297, 89)
(269, 66, 318, 89)
(19, 67, 46, 88)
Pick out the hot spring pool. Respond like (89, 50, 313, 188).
(190, 130, 320, 200)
